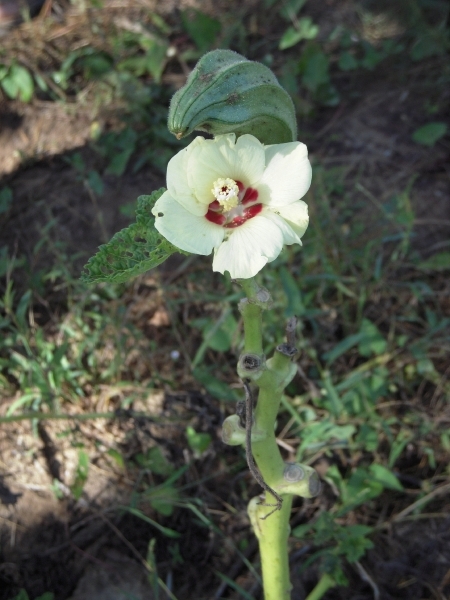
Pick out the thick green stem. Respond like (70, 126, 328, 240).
(249, 495, 293, 600)
(252, 386, 286, 486)
(238, 278, 265, 354)
(240, 277, 293, 599)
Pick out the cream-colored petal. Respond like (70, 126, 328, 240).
(187, 134, 266, 205)
(212, 215, 284, 279)
(258, 142, 312, 207)
(274, 200, 309, 239)
(261, 209, 301, 245)
(152, 191, 224, 254)
(233, 134, 266, 184)
(166, 137, 206, 216)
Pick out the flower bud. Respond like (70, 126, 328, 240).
(168, 49, 297, 145)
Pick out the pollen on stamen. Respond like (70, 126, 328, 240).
(211, 177, 239, 211)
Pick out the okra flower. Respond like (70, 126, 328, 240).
(152, 133, 311, 279)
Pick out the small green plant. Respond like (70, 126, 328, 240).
(279, 17, 319, 51)
(117, 34, 169, 84)
(293, 514, 374, 588)
(186, 425, 212, 456)
(180, 9, 222, 53)
(412, 122, 448, 146)
(279, 44, 340, 110)
(0, 62, 34, 102)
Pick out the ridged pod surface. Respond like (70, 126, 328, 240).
(168, 49, 297, 145)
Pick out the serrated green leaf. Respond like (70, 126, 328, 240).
(337, 525, 374, 563)
(81, 189, 188, 284)
(343, 467, 384, 510)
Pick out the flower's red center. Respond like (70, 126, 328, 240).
(205, 180, 262, 228)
